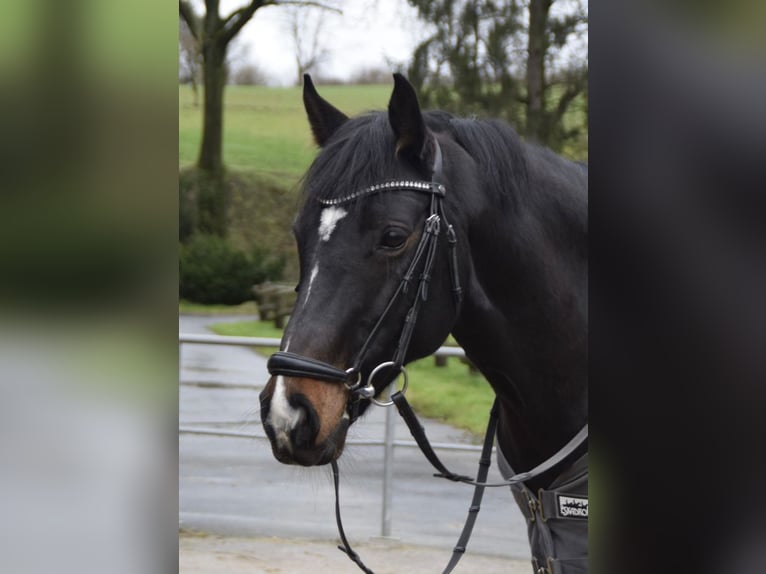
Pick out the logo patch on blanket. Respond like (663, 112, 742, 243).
(557, 495, 588, 519)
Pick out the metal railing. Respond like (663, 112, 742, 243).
(179, 332, 467, 357)
(179, 332, 487, 537)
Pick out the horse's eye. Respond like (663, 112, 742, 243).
(380, 227, 408, 250)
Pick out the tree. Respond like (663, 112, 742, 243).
(406, 0, 587, 155)
(179, 19, 202, 106)
(179, 0, 339, 173)
(285, 6, 330, 86)
(526, 0, 587, 147)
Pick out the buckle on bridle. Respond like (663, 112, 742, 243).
(425, 213, 441, 234)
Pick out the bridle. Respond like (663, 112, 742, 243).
(267, 139, 462, 420)
(266, 140, 588, 573)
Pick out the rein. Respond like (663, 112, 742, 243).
(332, 399, 587, 574)
(266, 140, 588, 572)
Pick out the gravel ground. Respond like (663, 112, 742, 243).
(180, 531, 531, 574)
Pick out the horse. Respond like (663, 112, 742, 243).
(259, 74, 588, 573)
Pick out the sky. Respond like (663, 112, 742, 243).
(215, 0, 424, 86)
(195, 1, 588, 86)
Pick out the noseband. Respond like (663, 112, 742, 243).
(267, 140, 462, 418)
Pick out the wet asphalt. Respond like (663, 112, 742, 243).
(179, 314, 531, 560)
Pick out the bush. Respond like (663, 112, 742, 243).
(180, 234, 284, 304)
(178, 169, 229, 241)
(178, 167, 300, 282)
(250, 245, 286, 286)
(179, 184, 197, 243)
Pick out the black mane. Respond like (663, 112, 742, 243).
(302, 109, 585, 223)
(302, 112, 400, 204)
(434, 114, 530, 206)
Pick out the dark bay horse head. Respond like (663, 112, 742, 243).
(260, 74, 587, 482)
(259, 74, 469, 466)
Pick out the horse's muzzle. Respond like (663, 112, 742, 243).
(259, 378, 350, 466)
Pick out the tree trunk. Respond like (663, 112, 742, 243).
(198, 39, 226, 173)
(526, 0, 551, 143)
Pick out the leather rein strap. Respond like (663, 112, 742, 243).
(332, 400, 501, 574)
(392, 392, 589, 488)
(332, 395, 588, 574)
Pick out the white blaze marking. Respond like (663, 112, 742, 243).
(269, 376, 304, 452)
(304, 264, 319, 306)
(307, 207, 345, 308)
(318, 207, 347, 242)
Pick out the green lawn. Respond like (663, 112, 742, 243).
(179, 84, 393, 179)
(179, 300, 260, 316)
(208, 319, 495, 439)
(180, 84, 587, 179)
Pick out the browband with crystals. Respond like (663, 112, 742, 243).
(317, 180, 446, 206)
(318, 139, 446, 206)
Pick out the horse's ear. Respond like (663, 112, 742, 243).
(388, 73, 428, 162)
(303, 74, 348, 147)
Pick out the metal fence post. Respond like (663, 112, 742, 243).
(381, 382, 396, 537)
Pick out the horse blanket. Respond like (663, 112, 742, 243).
(497, 449, 589, 574)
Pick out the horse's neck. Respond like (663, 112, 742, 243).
(452, 165, 587, 484)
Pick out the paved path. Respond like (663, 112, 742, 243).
(180, 532, 530, 574)
(179, 314, 532, 569)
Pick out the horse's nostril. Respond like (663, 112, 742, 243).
(290, 395, 320, 449)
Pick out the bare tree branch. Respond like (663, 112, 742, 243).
(286, 5, 331, 84)
(221, 0, 269, 45)
(220, 0, 341, 46)
(184, 0, 344, 171)
(179, 1, 200, 42)
(275, 0, 341, 13)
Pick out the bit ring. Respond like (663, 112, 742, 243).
(368, 361, 409, 407)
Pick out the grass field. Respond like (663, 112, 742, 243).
(208, 319, 495, 439)
(179, 83, 587, 181)
(179, 84, 394, 180)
